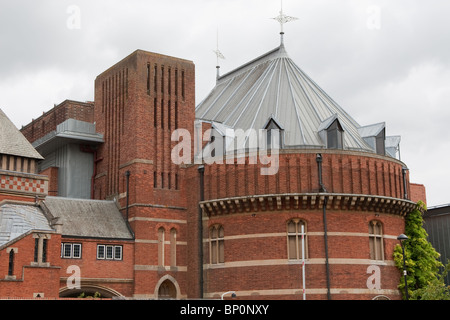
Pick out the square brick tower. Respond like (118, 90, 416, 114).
(93, 50, 195, 298)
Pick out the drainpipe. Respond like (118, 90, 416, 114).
(125, 170, 130, 221)
(316, 154, 331, 300)
(198, 165, 205, 299)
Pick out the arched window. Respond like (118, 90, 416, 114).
(170, 228, 177, 267)
(158, 227, 165, 267)
(369, 221, 384, 261)
(287, 219, 307, 260)
(209, 225, 224, 264)
(8, 249, 14, 276)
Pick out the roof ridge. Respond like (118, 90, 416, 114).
(217, 44, 288, 84)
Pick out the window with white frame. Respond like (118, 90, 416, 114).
(97, 245, 123, 260)
(61, 243, 82, 259)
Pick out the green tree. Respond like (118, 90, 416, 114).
(393, 201, 443, 300)
(410, 262, 450, 300)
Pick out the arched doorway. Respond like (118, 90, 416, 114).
(158, 279, 177, 299)
(59, 285, 123, 299)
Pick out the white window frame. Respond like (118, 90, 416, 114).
(97, 244, 123, 261)
(61, 243, 82, 259)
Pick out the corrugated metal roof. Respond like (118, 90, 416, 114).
(0, 108, 43, 159)
(195, 44, 382, 153)
(43, 197, 133, 240)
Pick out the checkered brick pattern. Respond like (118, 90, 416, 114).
(0, 173, 48, 195)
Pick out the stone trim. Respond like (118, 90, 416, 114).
(200, 193, 417, 217)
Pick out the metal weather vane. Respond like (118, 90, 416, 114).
(272, 0, 298, 43)
(213, 28, 225, 79)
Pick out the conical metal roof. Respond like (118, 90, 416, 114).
(195, 44, 375, 153)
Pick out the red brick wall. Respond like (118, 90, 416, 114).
(183, 150, 410, 300)
(200, 208, 404, 300)
(20, 100, 94, 143)
(93, 50, 195, 298)
(410, 183, 426, 205)
(201, 151, 410, 201)
(58, 238, 134, 297)
(0, 232, 61, 299)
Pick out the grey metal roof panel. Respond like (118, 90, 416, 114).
(0, 203, 53, 246)
(43, 197, 133, 239)
(196, 44, 376, 152)
(0, 108, 44, 159)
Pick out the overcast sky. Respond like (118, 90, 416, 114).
(0, 0, 449, 206)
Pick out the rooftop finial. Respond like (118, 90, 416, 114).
(213, 28, 225, 80)
(272, 0, 298, 44)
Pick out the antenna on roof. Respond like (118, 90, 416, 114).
(272, 0, 298, 45)
(213, 28, 225, 80)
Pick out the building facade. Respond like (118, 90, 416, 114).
(0, 38, 427, 299)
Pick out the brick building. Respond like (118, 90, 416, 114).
(1, 34, 427, 299)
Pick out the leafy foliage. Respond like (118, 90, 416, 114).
(393, 201, 445, 299)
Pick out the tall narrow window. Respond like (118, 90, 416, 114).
(154, 65, 157, 93)
(34, 238, 39, 263)
(181, 70, 185, 100)
(209, 225, 224, 264)
(158, 227, 165, 267)
(168, 100, 171, 130)
(175, 69, 179, 96)
(161, 99, 164, 129)
(161, 172, 165, 189)
(175, 101, 178, 129)
(42, 239, 48, 263)
(168, 173, 171, 190)
(147, 63, 151, 95)
(170, 228, 177, 267)
(287, 219, 307, 260)
(369, 221, 384, 260)
(161, 66, 165, 94)
(168, 68, 172, 95)
(154, 171, 157, 188)
(154, 98, 158, 128)
(8, 250, 14, 276)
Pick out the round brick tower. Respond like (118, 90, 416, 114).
(191, 41, 416, 300)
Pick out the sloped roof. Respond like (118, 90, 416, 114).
(0, 203, 53, 247)
(43, 197, 133, 240)
(195, 44, 375, 152)
(0, 108, 43, 159)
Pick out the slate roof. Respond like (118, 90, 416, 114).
(195, 43, 391, 154)
(43, 197, 133, 240)
(0, 108, 43, 159)
(0, 202, 53, 247)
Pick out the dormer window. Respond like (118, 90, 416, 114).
(327, 119, 344, 149)
(358, 122, 386, 156)
(264, 117, 284, 150)
(319, 115, 344, 150)
(375, 128, 385, 156)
